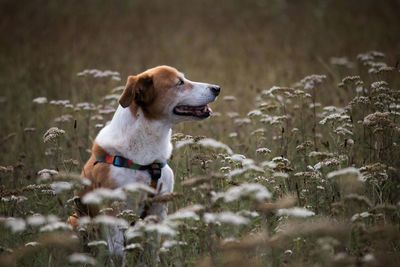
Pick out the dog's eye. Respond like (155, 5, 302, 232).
(177, 78, 184, 86)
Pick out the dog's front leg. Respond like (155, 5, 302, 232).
(148, 165, 175, 221)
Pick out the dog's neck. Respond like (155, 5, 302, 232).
(95, 105, 173, 165)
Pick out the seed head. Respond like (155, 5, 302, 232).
(43, 127, 65, 143)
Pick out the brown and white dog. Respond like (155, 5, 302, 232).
(70, 65, 220, 255)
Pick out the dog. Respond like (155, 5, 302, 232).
(68, 65, 220, 255)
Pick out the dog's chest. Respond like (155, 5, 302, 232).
(109, 166, 150, 188)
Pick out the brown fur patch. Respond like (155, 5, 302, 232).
(74, 142, 115, 217)
(80, 142, 116, 192)
(122, 66, 188, 120)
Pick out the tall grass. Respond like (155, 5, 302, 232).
(0, 1, 400, 266)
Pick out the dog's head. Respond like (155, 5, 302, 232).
(119, 66, 220, 123)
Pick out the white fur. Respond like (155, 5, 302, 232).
(97, 107, 173, 165)
(96, 106, 176, 215)
(96, 107, 175, 256)
(93, 70, 219, 256)
(178, 80, 217, 106)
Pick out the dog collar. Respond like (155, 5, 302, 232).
(94, 154, 167, 180)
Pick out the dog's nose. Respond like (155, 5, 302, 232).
(210, 85, 221, 96)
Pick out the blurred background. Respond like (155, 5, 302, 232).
(1, 1, 400, 101)
(0, 0, 399, 162)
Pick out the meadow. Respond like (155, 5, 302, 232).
(0, 0, 400, 266)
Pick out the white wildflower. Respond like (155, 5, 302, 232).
(43, 127, 65, 143)
(277, 207, 315, 217)
(197, 138, 233, 154)
(124, 243, 143, 251)
(330, 57, 353, 68)
(50, 181, 72, 194)
(226, 168, 247, 177)
(351, 211, 373, 222)
(319, 113, 350, 125)
(272, 156, 291, 165)
(26, 214, 46, 226)
(261, 160, 277, 169)
(213, 183, 271, 203)
(87, 240, 108, 247)
(40, 222, 72, 232)
(299, 74, 327, 90)
(327, 167, 361, 180)
(25, 242, 40, 247)
(1, 195, 27, 203)
(103, 94, 120, 101)
(362, 253, 375, 263)
(221, 237, 239, 245)
(229, 154, 246, 162)
(260, 115, 287, 125)
(33, 97, 47, 104)
(77, 69, 120, 79)
(256, 147, 271, 154)
(54, 114, 73, 123)
(247, 109, 262, 117)
(284, 249, 293, 256)
(5, 217, 26, 232)
(204, 212, 249, 225)
(222, 95, 237, 102)
(91, 114, 104, 121)
(234, 118, 251, 125)
(125, 227, 143, 240)
(168, 210, 199, 221)
(363, 112, 391, 127)
(314, 158, 340, 170)
(161, 240, 187, 251)
(228, 132, 238, 138)
(81, 188, 126, 204)
(273, 172, 289, 178)
(124, 183, 157, 194)
(78, 216, 91, 227)
(226, 112, 239, 118)
(371, 80, 388, 89)
(334, 126, 353, 136)
(175, 138, 194, 149)
(345, 139, 355, 146)
(227, 164, 264, 177)
(251, 128, 265, 135)
(144, 223, 176, 236)
(68, 253, 96, 265)
(219, 166, 231, 173)
(49, 99, 70, 106)
(99, 107, 116, 114)
(93, 215, 128, 228)
(76, 102, 96, 111)
(237, 210, 259, 218)
(47, 215, 60, 223)
(308, 151, 334, 159)
(37, 169, 58, 180)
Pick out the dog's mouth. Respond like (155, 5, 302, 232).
(173, 104, 212, 118)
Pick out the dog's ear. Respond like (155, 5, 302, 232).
(133, 75, 155, 107)
(119, 75, 154, 108)
(119, 76, 136, 108)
